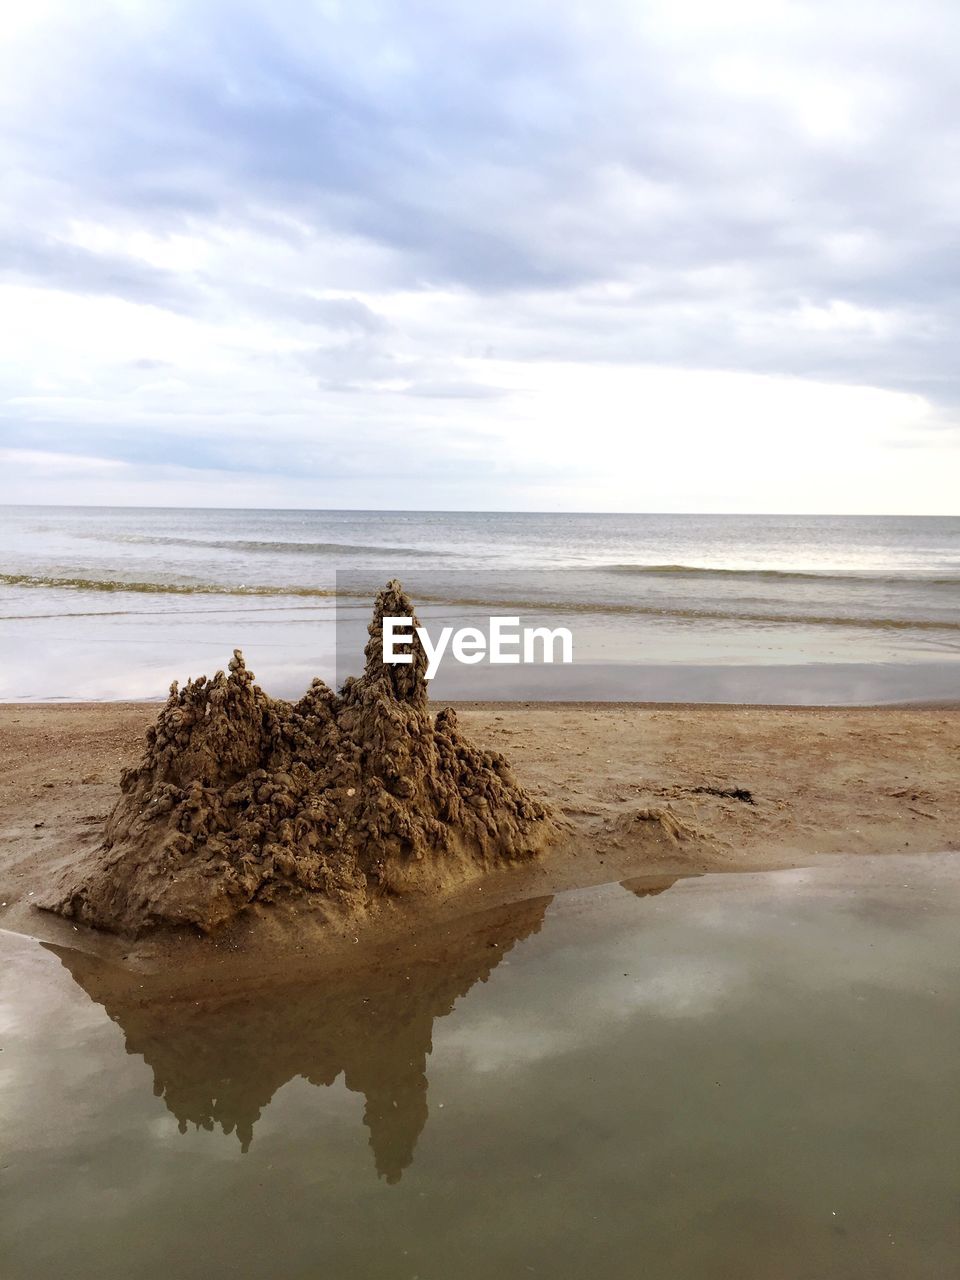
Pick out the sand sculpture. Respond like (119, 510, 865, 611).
(48, 581, 555, 935)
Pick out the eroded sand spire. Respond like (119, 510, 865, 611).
(48, 581, 555, 935)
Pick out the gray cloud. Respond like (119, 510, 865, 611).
(0, 232, 199, 312)
(234, 286, 390, 332)
(4, 1, 958, 391)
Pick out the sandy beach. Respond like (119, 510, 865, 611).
(2, 698, 957, 973)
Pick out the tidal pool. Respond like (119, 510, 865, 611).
(1, 855, 958, 1279)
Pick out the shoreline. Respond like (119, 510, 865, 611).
(6, 658, 960, 704)
(1, 698, 958, 981)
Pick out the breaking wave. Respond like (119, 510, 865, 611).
(74, 534, 442, 556)
(596, 563, 960, 586)
(0, 574, 336, 597)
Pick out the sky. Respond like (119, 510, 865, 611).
(0, 0, 958, 513)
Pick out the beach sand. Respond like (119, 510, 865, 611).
(0, 699, 957, 976)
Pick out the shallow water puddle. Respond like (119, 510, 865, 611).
(1, 855, 958, 1279)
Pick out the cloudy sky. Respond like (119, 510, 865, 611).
(1, 0, 958, 512)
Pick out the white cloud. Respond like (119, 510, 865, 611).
(0, 447, 127, 472)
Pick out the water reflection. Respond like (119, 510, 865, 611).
(619, 874, 689, 899)
(42, 896, 553, 1183)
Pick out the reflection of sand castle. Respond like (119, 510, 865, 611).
(47, 581, 555, 936)
(44, 896, 552, 1183)
(619, 874, 688, 898)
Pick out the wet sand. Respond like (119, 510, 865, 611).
(0, 700, 957, 975)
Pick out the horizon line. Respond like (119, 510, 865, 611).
(0, 502, 957, 519)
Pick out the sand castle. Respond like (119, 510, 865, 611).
(48, 581, 556, 935)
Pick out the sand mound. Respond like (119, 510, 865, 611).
(48, 582, 556, 936)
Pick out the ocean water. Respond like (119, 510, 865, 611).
(1, 856, 959, 1280)
(0, 506, 958, 701)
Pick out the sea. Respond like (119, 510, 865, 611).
(1, 506, 958, 702)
